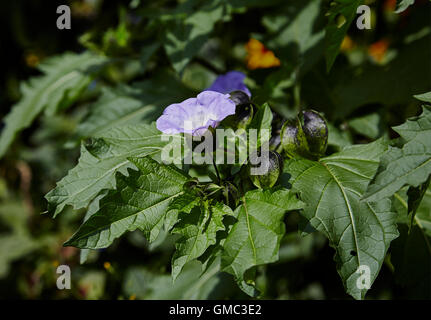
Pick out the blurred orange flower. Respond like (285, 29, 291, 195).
(368, 39, 390, 63)
(383, 0, 397, 12)
(245, 39, 281, 70)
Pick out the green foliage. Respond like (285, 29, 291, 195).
(284, 140, 399, 299)
(77, 71, 194, 137)
(363, 105, 431, 202)
(221, 189, 304, 296)
(415, 91, 431, 103)
(325, 0, 362, 71)
(264, 0, 325, 75)
(123, 260, 239, 299)
(164, 0, 229, 74)
(0, 200, 40, 278)
(45, 124, 178, 216)
(395, 0, 416, 13)
(0, 52, 106, 157)
(171, 201, 230, 281)
(2, 0, 431, 301)
(248, 103, 273, 149)
(348, 113, 382, 140)
(64, 157, 189, 248)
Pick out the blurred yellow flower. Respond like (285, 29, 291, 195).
(245, 39, 281, 70)
(340, 36, 354, 52)
(368, 39, 390, 63)
(25, 53, 40, 68)
(103, 261, 111, 270)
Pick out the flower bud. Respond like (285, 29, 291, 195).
(224, 91, 254, 129)
(301, 110, 328, 157)
(229, 90, 250, 106)
(280, 119, 310, 158)
(248, 151, 283, 189)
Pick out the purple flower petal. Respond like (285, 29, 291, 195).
(206, 71, 251, 97)
(156, 91, 236, 136)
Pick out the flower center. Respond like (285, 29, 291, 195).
(188, 110, 217, 129)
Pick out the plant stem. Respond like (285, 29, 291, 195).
(293, 82, 301, 112)
(212, 156, 221, 184)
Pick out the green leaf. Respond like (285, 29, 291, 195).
(284, 139, 399, 299)
(167, 191, 201, 231)
(169, 192, 201, 213)
(45, 123, 180, 217)
(64, 157, 189, 249)
(0, 234, 39, 278)
(363, 106, 431, 202)
(77, 71, 194, 137)
(416, 188, 431, 237)
(406, 176, 431, 227)
(325, 0, 363, 71)
(164, 0, 226, 74)
(348, 113, 382, 140)
(394, 187, 431, 237)
(79, 190, 109, 264)
(395, 0, 415, 13)
(0, 51, 106, 158)
(327, 123, 352, 150)
(221, 188, 304, 296)
(414, 91, 431, 103)
(249, 103, 273, 133)
(171, 201, 229, 281)
(123, 260, 237, 299)
(0, 199, 40, 278)
(248, 103, 273, 149)
(77, 86, 156, 137)
(264, 0, 325, 75)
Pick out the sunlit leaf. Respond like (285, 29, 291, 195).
(64, 157, 189, 248)
(221, 188, 304, 296)
(284, 139, 398, 299)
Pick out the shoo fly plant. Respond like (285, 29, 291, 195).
(0, 0, 430, 300)
(49, 81, 431, 300)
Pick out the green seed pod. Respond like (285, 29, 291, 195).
(223, 91, 254, 129)
(280, 119, 310, 158)
(235, 103, 254, 129)
(249, 151, 283, 189)
(183, 178, 199, 193)
(301, 110, 328, 158)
